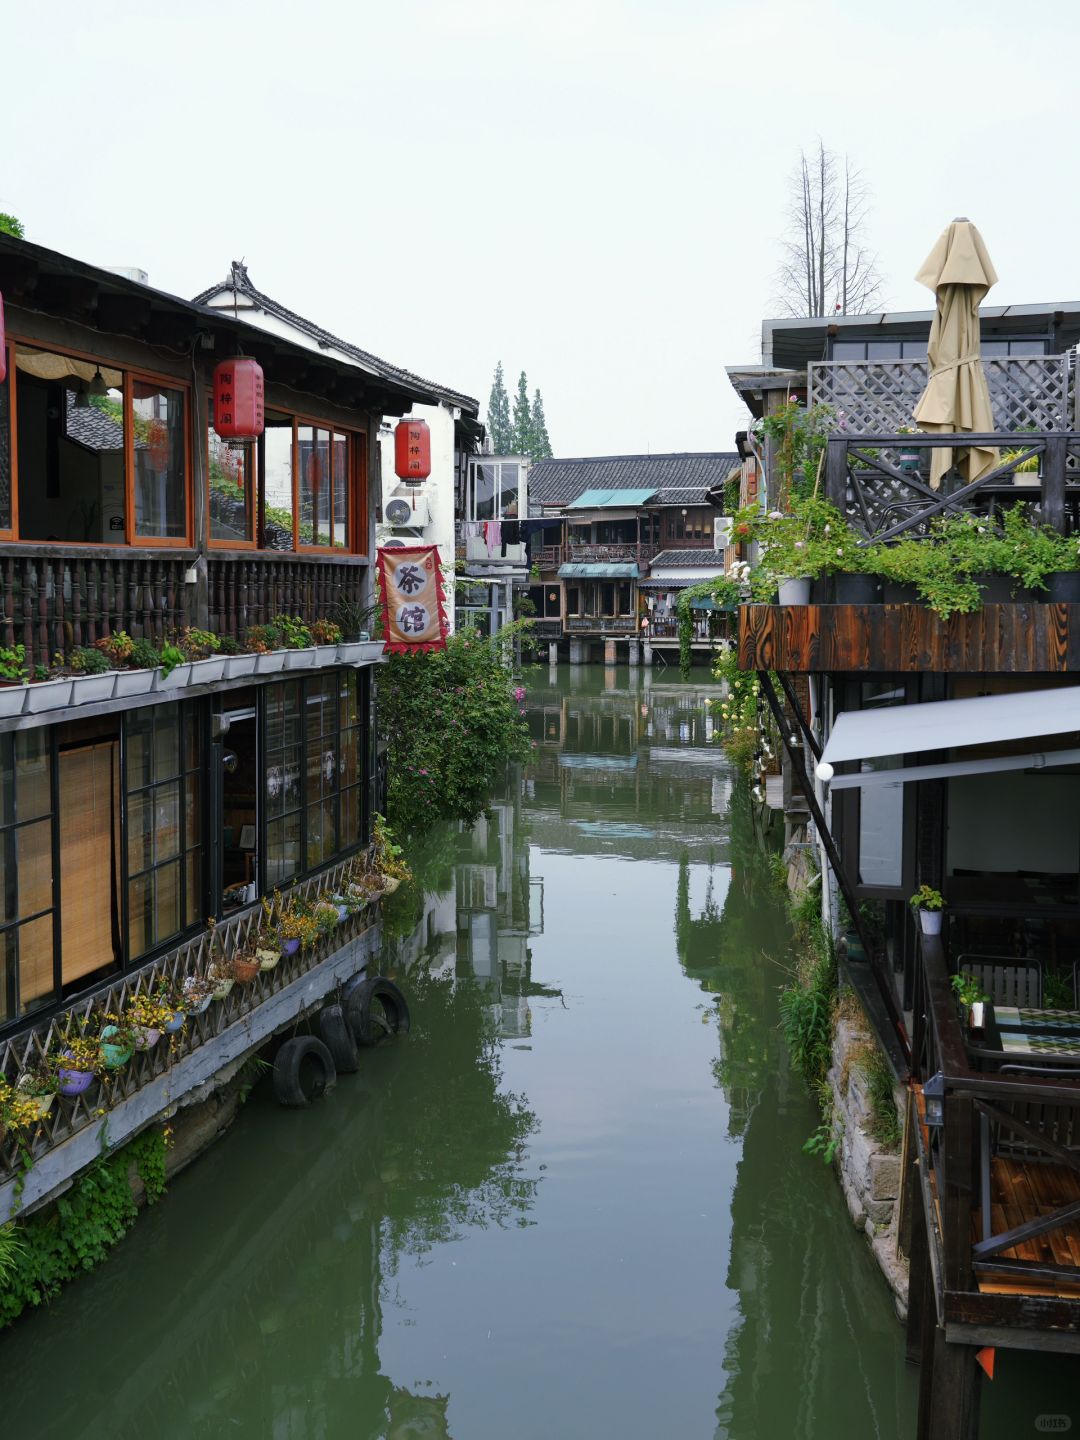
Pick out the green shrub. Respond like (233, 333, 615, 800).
(128, 639, 161, 670)
(69, 647, 110, 676)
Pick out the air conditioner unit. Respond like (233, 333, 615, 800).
(381, 538, 407, 549)
(385, 494, 430, 528)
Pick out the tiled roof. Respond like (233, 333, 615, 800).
(650, 549, 727, 567)
(65, 395, 124, 452)
(529, 452, 739, 507)
(192, 262, 479, 415)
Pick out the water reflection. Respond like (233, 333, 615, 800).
(2, 666, 924, 1440)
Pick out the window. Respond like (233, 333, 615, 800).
(467, 460, 523, 521)
(5, 345, 191, 545)
(132, 379, 187, 539)
(125, 704, 202, 959)
(232, 412, 361, 553)
(297, 424, 349, 550)
(208, 406, 256, 545)
(263, 413, 296, 551)
(0, 732, 57, 1022)
(264, 672, 365, 884)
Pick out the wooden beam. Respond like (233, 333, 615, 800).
(97, 292, 153, 339)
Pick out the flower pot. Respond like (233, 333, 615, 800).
(257, 948, 281, 971)
(134, 1026, 161, 1050)
(185, 990, 212, 1015)
(233, 956, 261, 983)
(969, 1001, 987, 1036)
(211, 977, 235, 1001)
(777, 577, 812, 605)
(254, 650, 286, 674)
(154, 662, 192, 689)
(974, 573, 1013, 603)
(0, 684, 27, 718)
(380, 875, 402, 896)
(898, 448, 921, 474)
(70, 672, 117, 705)
(164, 1010, 186, 1034)
(335, 641, 365, 665)
(284, 647, 317, 670)
(336, 904, 349, 923)
(834, 573, 882, 604)
(189, 656, 226, 684)
(1012, 471, 1041, 486)
(356, 640, 387, 665)
(918, 909, 943, 937)
(25, 677, 74, 712)
(57, 1066, 95, 1097)
(280, 937, 301, 956)
(1046, 571, 1080, 603)
(312, 645, 339, 668)
(100, 1026, 134, 1068)
(114, 668, 157, 697)
(223, 653, 259, 679)
(883, 581, 919, 604)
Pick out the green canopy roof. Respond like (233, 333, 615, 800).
(558, 562, 641, 579)
(565, 487, 657, 509)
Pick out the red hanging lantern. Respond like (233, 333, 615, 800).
(394, 416, 431, 485)
(213, 358, 264, 441)
(0, 292, 6, 384)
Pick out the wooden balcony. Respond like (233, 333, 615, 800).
(537, 543, 661, 569)
(739, 602, 1080, 674)
(0, 548, 367, 674)
(565, 616, 637, 634)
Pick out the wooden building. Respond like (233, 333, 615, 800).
(0, 232, 470, 1221)
(732, 306, 1080, 1439)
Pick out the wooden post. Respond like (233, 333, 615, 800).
(1042, 433, 1066, 534)
(916, 1330, 982, 1440)
(825, 436, 849, 513)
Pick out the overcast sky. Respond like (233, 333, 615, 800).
(3, 0, 1078, 457)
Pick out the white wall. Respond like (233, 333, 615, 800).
(377, 400, 457, 631)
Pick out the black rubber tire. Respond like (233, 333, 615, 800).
(346, 977, 411, 1048)
(272, 1035, 337, 1107)
(318, 1003, 359, 1074)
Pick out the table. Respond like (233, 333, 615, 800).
(970, 1003, 1080, 1065)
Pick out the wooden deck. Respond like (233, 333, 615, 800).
(977, 1156, 1080, 1296)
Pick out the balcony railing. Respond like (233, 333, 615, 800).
(808, 354, 1071, 435)
(823, 431, 1080, 542)
(537, 543, 662, 569)
(565, 616, 637, 633)
(0, 855, 380, 1211)
(0, 550, 367, 675)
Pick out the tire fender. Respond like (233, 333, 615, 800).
(318, 1003, 359, 1074)
(346, 977, 411, 1048)
(272, 1035, 337, 1107)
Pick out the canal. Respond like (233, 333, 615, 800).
(2, 666, 1068, 1437)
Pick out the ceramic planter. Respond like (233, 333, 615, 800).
(189, 656, 226, 684)
(0, 684, 27, 718)
(257, 948, 281, 971)
(100, 1026, 134, 1068)
(280, 937, 301, 956)
(154, 662, 192, 689)
(355, 640, 387, 665)
(211, 977, 236, 1001)
(834, 573, 882, 604)
(164, 1010, 186, 1034)
(284, 647, 317, 670)
(57, 1065, 95, 1097)
(24, 677, 74, 712)
(184, 990, 213, 1015)
(233, 956, 261, 983)
(70, 672, 117, 705)
(312, 645, 339, 668)
(1046, 571, 1080, 603)
(918, 909, 943, 937)
(255, 650, 286, 674)
(1012, 470, 1041, 487)
(335, 641, 366, 664)
(114, 668, 158, 697)
(223, 653, 258, 679)
(134, 1026, 161, 1050)
(777, 577, 812, 605)
(380, 875, 402, 896)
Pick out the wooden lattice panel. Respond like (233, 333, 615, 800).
(808, 356, 1070, 434)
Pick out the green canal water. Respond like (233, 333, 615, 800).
(1, 668, 1072, 1437)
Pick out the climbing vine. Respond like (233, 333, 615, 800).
(0, 1126, 169, 1327)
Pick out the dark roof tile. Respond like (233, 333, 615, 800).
(530, 452, 738, 507)
(651, 549, 727, 567)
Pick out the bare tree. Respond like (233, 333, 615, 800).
(773, 143, 884, 317)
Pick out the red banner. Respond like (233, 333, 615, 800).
(376, 545, 448, 653)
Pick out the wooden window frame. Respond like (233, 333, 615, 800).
(294, 415, 355, 556)
(206, 415, 258, 551)
(3, 333, 193, 550)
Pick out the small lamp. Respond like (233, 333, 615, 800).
(923, 1071, 945, 1128)
(88, 368, 108, 398)
(74, 379, 90, 409)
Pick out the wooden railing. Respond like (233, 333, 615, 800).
(565, 616, 637, 633)
(824, 431, 1080, 543)
(0, 855, 378, 1196)
(0, 550, 369, 673)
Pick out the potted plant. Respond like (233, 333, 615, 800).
(126, 989, 174, 1049)
(219, 634, 259, 680)
(208, 955, 238, 1000)
(951, 972, 990, 1033)
(155, 642, 192, 689)
(263, 891, 320, 954)
(230, 938, 262, 984)
(0, 1072, 46, 1144)
(54, 1034, 103, 1095)
(179, 626, 226, 684)
(16, 1061, 58, 1120)
(276, 615, 316, 669)
(0, 644, 28, 718)
(310, 618, 343, 667)
(896, 426, 923, 475)
(65, 645, 117, 704)
(335, 598, 380, 660)
(182, 972, 214, 1015)
(99, 1012, 136, 1069)
(372, 815, 412, 893)
(910, 884, 945, 936)
(246, 622, 288, 673)
(112, 635, 161, 697)
(256, 942, 282, 971)
(1002, 443, 1041, 487)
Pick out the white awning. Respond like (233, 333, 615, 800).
(818, 686, 1080, 788)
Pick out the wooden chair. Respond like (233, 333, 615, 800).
(955, 953, 1042, 1008)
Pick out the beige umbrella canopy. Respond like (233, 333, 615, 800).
(912, 219, 999, 490)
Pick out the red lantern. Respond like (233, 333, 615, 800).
(394, 416, 431, 485)
(0, 292, 6, 385)
(213, 358, 264, 440)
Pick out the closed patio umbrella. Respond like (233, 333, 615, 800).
(912, 218, 999, 490)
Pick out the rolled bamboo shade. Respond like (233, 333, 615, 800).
(60, 741, 121, 984)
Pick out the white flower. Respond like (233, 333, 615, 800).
(824, 524, 831, 535)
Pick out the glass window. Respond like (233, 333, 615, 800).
(265, 680, 304, 888)
(298, 424, 333, 548)
(133, 380, 187, 539)
(866, 341, 902, 360)
(333, 432, 350, 549)
(857, 758, 905, 887)
(15, 349, 127, 542)
(263, 414, 295, 551)
(0, 731, 57, 1022)
(208, 405, 255, 544)
(831, 341, 865, 361)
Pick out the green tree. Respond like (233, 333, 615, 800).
(486, 362, 512, 454)
(530, 388, 552, 460)
(511, 370, 532, 455)
(0, 214, 24, 238)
